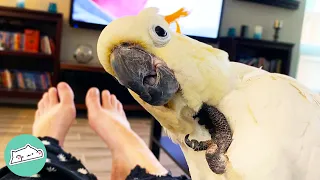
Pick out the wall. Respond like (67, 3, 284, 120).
(220, 0, 306, 77)
(0, 0, 306, 77)
(296, 1, 320, 92)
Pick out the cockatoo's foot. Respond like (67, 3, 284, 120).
(184, 134, 214, 151)
(206, 144, 228, 174)
(184, 135, 228, 174)
(185, 103, 232, 175)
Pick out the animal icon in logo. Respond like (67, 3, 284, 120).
(9, 144, 44, 166)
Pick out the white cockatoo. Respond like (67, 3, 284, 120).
(96, 7, 320, 180)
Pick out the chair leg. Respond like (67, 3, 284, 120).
(149, 117, 162, 159)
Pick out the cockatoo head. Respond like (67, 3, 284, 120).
(97, 7, 233, 135)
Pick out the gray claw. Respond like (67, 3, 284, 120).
(206, 144, 228, 174)
(185, 134, 213, 151)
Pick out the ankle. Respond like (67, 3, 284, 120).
(111, 144, 168, 176)
(107, 128, 142, 152)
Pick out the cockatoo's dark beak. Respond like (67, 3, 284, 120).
(110, 43, 179, 106)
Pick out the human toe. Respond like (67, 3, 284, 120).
(48, 87, 58, 107)
(116, 101, 123, 112)
(110, 95, 118, 109)
(102, 90, 112, 109)
(37, 98, 45, 115)
(86, 87, 101, 113)
(57, 82, 74, 105)
(42, 92, 49, 112)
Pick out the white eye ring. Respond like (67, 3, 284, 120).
(149, 25, 171, 48)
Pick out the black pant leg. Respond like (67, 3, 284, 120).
(0, 136, 97, 180)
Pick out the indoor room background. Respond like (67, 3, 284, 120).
(0, 0, 315, 179)
(0, 0, 307, 79)
(296, 0, 320, 92)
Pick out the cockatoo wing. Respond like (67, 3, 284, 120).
(217, 64, 320, 180)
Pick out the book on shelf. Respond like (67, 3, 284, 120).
(0, 30, 54, 55)
(40, 36, 55, 55)
(238, 57, 282, 73)
(24, 29, 40, 53)
(0, 69, 52, 91)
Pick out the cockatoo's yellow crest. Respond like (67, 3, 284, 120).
(164, 8, 189, 33)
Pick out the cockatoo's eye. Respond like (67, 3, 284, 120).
(149, 24, 171, 48)
(155, 26, 167, 37)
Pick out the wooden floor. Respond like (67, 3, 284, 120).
(0, 107, 186, 179)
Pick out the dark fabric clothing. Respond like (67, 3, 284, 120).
(126, 166, 189, 180)
(0, 137, 190, 180)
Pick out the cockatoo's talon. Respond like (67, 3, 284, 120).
(190, 104, 232, 174)
(206, 144, 228, 174)
(185, 134, 214, 151)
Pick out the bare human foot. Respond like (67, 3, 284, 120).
(86, 87, 130, 135)
(85, 88, 168, 179)
(33, 82, 76, 147)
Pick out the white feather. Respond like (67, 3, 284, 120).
(164, 63, 320, 180)
(181, 65, 320, 180)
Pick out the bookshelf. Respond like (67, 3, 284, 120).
(0, 50, 54, 59)
(218, 37, 294, 75)
(0, 88, 43, 99)
(0, 6, 62, 100)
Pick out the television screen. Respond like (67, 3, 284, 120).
(70, 0, 224, 41)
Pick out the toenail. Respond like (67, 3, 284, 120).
(91, 88, 99, 96)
